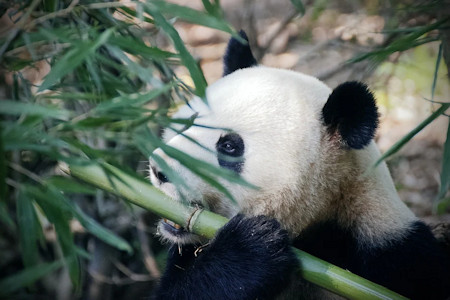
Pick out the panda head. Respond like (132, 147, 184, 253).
(150, 31, 379, 244)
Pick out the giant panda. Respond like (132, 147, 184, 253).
(149, 31, 450, 299)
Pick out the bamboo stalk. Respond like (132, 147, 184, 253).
(61, 161, 408, 300)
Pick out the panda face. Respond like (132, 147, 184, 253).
(150, 67, 334, 244)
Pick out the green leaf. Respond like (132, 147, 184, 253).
(17, 189, 42, 268)
(150, 153, 190, 191)
(0, 202, 15, 231)
(95, 84, 173, 112)
(45, 176, 96, 195)
(41, 92, 103, 101)
(118, 6, 154, 24)
(72, 204, 133, 254)
(160, 143, 238, 202)
(101, 44, 157, 83)
(0, 259, 65, 297)
(33, 181, 133, 254)
(108, 35, 176, 59)
(38, 28, 114, 92)
(73, 116, 116, 128)
(435, 121, 450, 212)
(431, 43, 443, 101)
(85, 57, 103, 93)
(26, 185, 81, 288)
(201, 0, 222, 18)
(0, 100, 71, 120)
(145, 4, 208, 98)
(374, 103, 450, 167)
(151, 1, 233, 33)
(290, 0, 305, 15)
(144, 126, 255, 190)
(37, 26, 75, 44)
(350, 19, 448, 63)
(42, 0, 58, 12)
(436, 196, 450, 214)
(0, 123, 6, 202)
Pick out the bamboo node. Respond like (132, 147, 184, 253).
(186, 207, 203, 233)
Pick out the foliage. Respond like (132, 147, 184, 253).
(0, 0, 237, 297)
(351, 2, 450, 210)
(358, 11, 450, 213)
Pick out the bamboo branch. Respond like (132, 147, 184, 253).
(61, 161, 408, 300)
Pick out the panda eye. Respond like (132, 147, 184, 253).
(216, 133, 245, 173)
(217, 134, 244, 157)
(219, 141, 236, 154)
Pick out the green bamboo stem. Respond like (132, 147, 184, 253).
(61, 162, 408, 300)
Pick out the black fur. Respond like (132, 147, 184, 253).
(322, 81, 379, 149)
(153, 215, 297, 299)
(293, 220, 450, 300)
(223, 30, 257, 76)
(216, 133, 245, 173)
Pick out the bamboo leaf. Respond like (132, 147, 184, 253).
(16, 188, 42, 268)
(431, 43, 443, 101)
(108, 35, 175, 59)
(162, 143, 255, 188)
(290, 0, 305, 15)
(26, 185, 81, 288)
(145, 4, 207, 98)
(38, 28, 114, 92)
(201, 0, 222, 18)
(42, 0, 58, 12)
(62, 162, 193, 230)
(94, 85, 172, 111)
(31, 182, 133, 254)
(435, 121, 450, 212)
(72, 204, 133, 254)
(118, 6, 154, 24)
(350, 19, 448, 63)
(0, 202, 15, 231)
(151, 153, 190, 192)
(144, 128, 255, 189)
(151, 1, 233, 33)
(138, 127, 255, 204)
(374, 103, 450, 167)
(0, 100, 71, 120)
(0, 123, 6, 202)
(45, 176, 96, 195)
(0, 259, 65, 297)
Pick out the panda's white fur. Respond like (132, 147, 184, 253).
(151, 66, 414, 247)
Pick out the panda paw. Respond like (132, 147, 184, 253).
(205, 214, 297, 298)
(214, 214, 293, 257)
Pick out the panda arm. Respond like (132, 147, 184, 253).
(354, 220, 450, 300)
(153, 214, 297, 300)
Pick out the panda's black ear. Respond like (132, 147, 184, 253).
(322, 81, 379, 149)
(223, 30, 257, 76)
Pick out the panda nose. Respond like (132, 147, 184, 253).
(151, 166, 170, 184)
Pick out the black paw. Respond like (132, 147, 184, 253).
(155, 215, 297, 300)
(205, 214, 297, 298)
(216, 214, 292, 257)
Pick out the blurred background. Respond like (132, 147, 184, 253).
(0, 0, 449, 299)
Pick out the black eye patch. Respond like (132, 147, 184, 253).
(216, 133, 245, 173)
